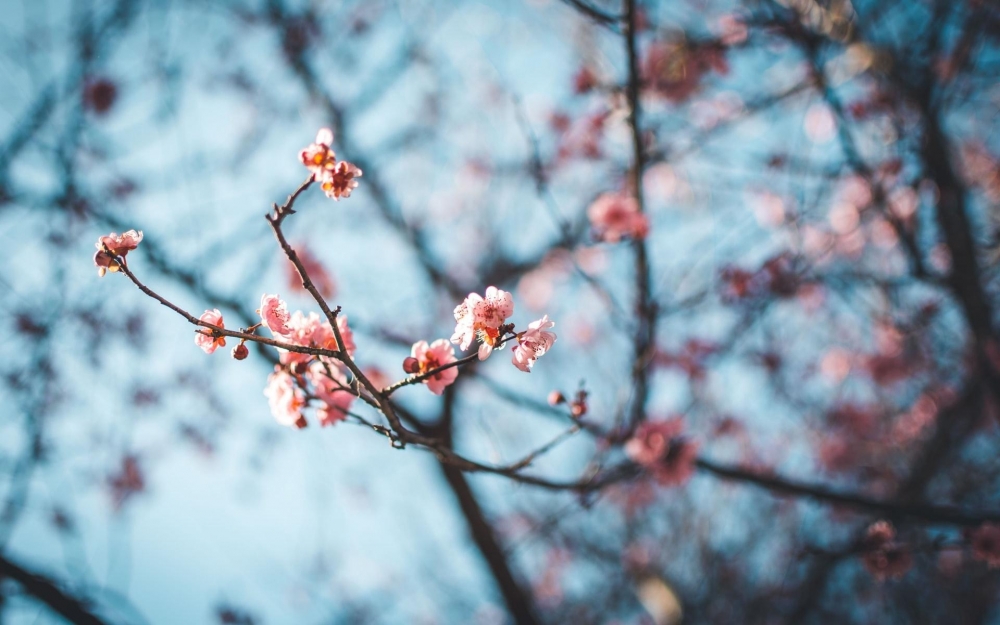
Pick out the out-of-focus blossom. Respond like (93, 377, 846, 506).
(971, 523, 1000, 568)
(264, 368, 306, 428)
(94, 230, 143, 276)
(588, 193, 649, 243)
(83, 76, 118, 115)
(307, 362, 354, 426)
(715, 14, 748, 46)
(195, 309, 226, 354)
(259, 294, 292, 336)
(319, 161, 362, 200)
(512, 316, 557, 373)
(625, 418, 698, 487)
(862, 520, 912, 581)
(408, 339, 459, 395)
(451, 286, 515, 360)
(286, 244, 336, 299)
(642, 40, 727, 102)
(108, 455, 146, 511)
(299, 128, 336, 175)
(573, 66, 598, 94)
(804, 103, 837, 143)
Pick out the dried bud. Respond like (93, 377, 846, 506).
(232, 343, 249, 360)
(548, 391, 566, 406)
(402, 356, 421, 374)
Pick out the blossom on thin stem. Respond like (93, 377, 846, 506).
(264, 368, 307, 428)
(194, 309, 226, 354)
(94, 230, 143, 276)
(259, 294, 293, 336)
(625, 418, 698, 487)
(587, 193, 649, 243)
(299, 128, 336, 176)
(451, 286, 514, 360)
(862, 520, 913, 581)
(318, 161, 362, 201)
(279, 311, 355, 368)
(408, 339, 459, 395)
(512, 315, 557, 372)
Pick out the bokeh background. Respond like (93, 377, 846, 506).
(2, 0, 1000, 623)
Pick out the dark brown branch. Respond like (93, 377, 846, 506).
(0, 554, 108, 625)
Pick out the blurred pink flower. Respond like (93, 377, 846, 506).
(286, 244, 336, 299)
(259, 294, 292, 336)
(319, 161, 362, 200)
(862, 520, 912, 581)
(971, 523, 1000, 568)
(264, 368, 306, 428)
(195, 309, 226, 354)
(299, 128, 336, 176)
(625, 418, 698, 487)
(307, 362, 354, 426)
(512, 315, 557, 372)
(94, 229, 143, 276)
(410, 339, 459, 395)
(587, 193, 649, 243)
(451, 286, 514, 360)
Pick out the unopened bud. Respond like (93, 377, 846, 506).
(402, 356, 421, 374)
(232, 343, 249, 360)
(571, 400, 588, 418)
(548, 391, 566, 406)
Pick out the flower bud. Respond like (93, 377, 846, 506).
(548, 391, 566, 406)
(402, 356, 421, 374)
(232, 343, 249, 360)
(571, 399, 588, 418)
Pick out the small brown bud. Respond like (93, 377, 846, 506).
(548, 391, 566, 406)
(570, 400, 588, 418)
(402, 356, 421, 374)
(232, 343, 249, 360)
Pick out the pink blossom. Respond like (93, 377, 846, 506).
(259, 294, 292, 336)
(451, 286, 515, 360)
(263, 368, 306, 428)
(286, 244, 336, 299)
(307, 362, 354, 427)
(862, 521, 912, 581)
(278, 311, 355, 367)
(971, 523, 1000, 568)
(587, 193, 649, 243)
(410, 339, 459, 395)
(625, 418, 698, 487)
(299, 128, 336, 176)
(318, 161, 362, 200)
(512, 315, 557, 372)
(93, 230, 143, 276)
(194, 309, 226, 354)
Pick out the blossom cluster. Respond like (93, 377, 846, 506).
(299, 128, 363, 200)
(861, 521, 912, 581)
(625, 418, 698, 487)
(93, 131, 558, 431)
(93, 230, 143, 276)
(258, 295, 358, 428)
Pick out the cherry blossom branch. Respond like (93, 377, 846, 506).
(265, 175, 348, 345)
(115, 261, 339, 359)
(381, 333, 518, 396)
(623, 0, 657, 429)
